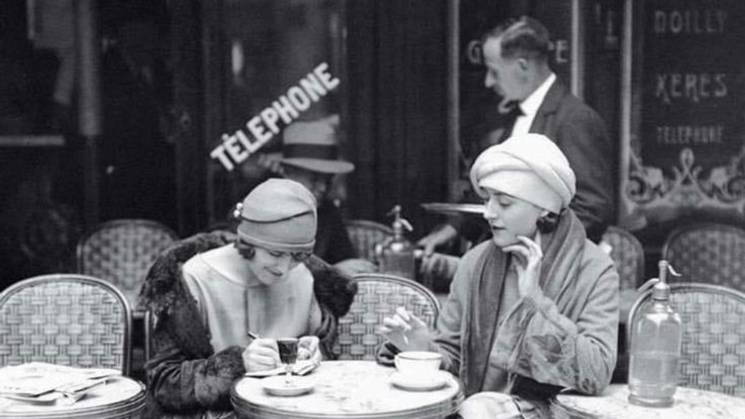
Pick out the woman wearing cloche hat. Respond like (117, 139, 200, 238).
(380, 133, 620, 418)
(145, 178, 347, 418)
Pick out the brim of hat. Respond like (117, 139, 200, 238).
(281, 158, 355, 174)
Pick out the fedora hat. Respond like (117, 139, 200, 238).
(280, 115, 355, 174)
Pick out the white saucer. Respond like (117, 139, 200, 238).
(390, 371, 449, 391)
(261, 375, 314, 397)
(2, 392, 60, 404)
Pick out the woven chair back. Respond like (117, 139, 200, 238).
(333, 273, 440, 360)
(602, 226, 645, 291)
(0, 274, 132, 375)
(628, 282, 745, 397)
(77, 219, 178, 309)
(344, 220, 395, 262)
(662, 223, 745, 291)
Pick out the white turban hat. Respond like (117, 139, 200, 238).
(469, 133, 576, 213)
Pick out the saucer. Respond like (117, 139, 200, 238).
(2, 392, 60, 404)
(390, 371, 449, 391)
(261, 375, 314, 397)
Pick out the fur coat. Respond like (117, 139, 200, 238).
(138, 231, 357, 418)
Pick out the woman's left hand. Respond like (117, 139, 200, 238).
(297, 335, 322, 363)
(502, 234, 543, 297)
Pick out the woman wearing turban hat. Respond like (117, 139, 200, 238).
(381, 134, 619, 418)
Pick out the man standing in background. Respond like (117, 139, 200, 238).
(420, 16, 615, 266)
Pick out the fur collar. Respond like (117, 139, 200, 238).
(139, 231, 357, 358)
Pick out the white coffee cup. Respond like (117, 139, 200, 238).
(394, 351, 442, 377)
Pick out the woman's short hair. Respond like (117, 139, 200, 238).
(235, 239, 256, 259)
(234, 239, 311, 262)
(536, 210, 562, 234)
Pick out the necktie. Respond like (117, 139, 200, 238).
(497, 101, 524, 143)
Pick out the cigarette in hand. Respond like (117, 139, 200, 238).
(397, 306, 411, 345)
(396, 306, 411, 321)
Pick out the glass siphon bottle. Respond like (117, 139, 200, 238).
(375, 205, 416, 279)
(628, 260, 682, 408)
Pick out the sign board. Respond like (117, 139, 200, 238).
(622, 0, 745, 235)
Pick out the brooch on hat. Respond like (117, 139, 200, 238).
(233, 202, 244, 220)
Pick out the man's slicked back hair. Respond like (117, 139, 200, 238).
(482, 16, 550, 63)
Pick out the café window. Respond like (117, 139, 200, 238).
(205, 0, 346, 227)
(0, 0, 70, 144)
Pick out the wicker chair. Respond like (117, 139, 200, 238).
(662, 223, 745, 291)
(333, 273, 440, 360)
(602, 226, 646, 383)
(344, 219, 395, 262)
(0, 274, 132, 375)
(602, 226, 645, 291)
(77, 219, 179, 309)
(627, 283, 745, 397)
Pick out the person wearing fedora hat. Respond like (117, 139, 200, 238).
(279, 116, 374, 274)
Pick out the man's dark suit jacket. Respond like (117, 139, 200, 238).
(459, 80, 615, 244)
(528, 80, 615, 242)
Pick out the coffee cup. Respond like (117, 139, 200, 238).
(394, 351, 442, 377)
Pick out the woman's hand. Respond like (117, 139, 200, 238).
(380, 306, 432, 351)
(502, 234, 543, 297)
(297, 335, 322, 363)
(242, 338, 280, 372)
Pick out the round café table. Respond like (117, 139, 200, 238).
(552, 383, 745, 419)
(231, 360, 463, 419)
(0, 376, 145, 419)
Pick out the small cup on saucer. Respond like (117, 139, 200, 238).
(394, 351, 442, 378)
(391, 351, 446, 391)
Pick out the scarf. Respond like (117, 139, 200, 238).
(462, 210, 587, 398)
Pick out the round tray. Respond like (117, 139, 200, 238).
(420, 203, 484, 216)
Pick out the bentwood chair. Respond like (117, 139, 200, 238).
(344, 219, 395, 262)
(601, 226, 646, 383)
(333, 273, 440, 360)
(627, 283, 745, 397)
(602, 226, 645, 292)
(77, 219, 179, 310)
(662, 223, 745, 291)
(0, 274, 132, 375)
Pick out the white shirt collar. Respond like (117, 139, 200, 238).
(519, 72, 556, 116)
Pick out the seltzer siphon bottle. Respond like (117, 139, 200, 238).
(375, 205, 416, 279)
(628, 260, 682, 407)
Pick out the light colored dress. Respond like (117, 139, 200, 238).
(182, 246, 321, 352)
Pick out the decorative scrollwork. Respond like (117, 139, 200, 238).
(626, 146, 745, 214)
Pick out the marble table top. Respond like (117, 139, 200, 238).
(232, 360, 463, 419)
(553, 384, 745, 419)
(0, 376, 145, 418)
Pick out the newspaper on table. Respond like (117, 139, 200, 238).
(0, 362, 120, 399)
